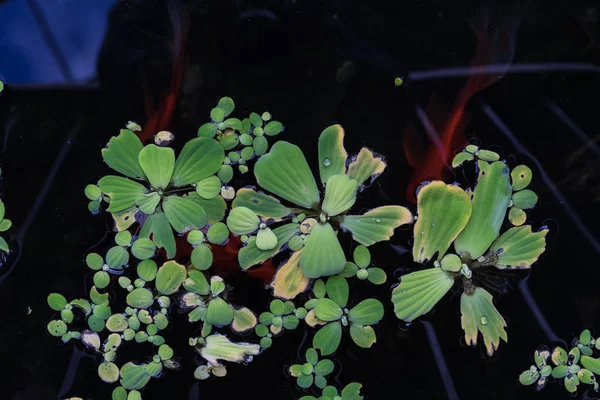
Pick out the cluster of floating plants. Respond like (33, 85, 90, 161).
(519, 329, 600, 393)
(47, 97, 412, 399)
(392, 145, 548, 356)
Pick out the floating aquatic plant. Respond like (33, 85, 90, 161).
(392, 146, 548, 355)
(519, 329, 600, 393)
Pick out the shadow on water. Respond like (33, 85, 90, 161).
(0, 1, 599, 399)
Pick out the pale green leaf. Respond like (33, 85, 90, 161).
(162, 195, 207, 233)
(346, 147, 386, 186)
(349, 325, 377, 348)
(232, 188, 294, 221)
(300, 222, 345, 279)
(341, 205, 413, 247)
(239, 223, 299, 270)
(101, 130, 145, 180)
(318, 124, 347, 184)
(155, 261, 187, 295)
(98, 176, 146, 213)
(321, 175, 358, 216)
(140, 210, 176, 258)
(460, 287, 507, 356)
(488, 225, 548, 269)
(138, 144, 175, 189)
(172, 138, 224, 187)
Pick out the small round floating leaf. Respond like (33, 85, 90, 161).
(264, 121, 283, 136)
(581, 356, 600, 374)
(106, 246, 129, 270)
(207, 298, 234, 326)
(250, 112, 263, 127)
(156, 260, 187, 295)
(477, 149, 500, 162)
(48, 293, 68, 311)
(288, 235, 304, 251)
(313, 321, 342, 356)
(126, 288, 154, 309)
(94, 271, 110, 289)
(253, 136, 268, 155)
(120, 362, 152, 390)
(440, 254, 462, 272)
(154, 313, 168, 329)
(366, 268, 386, 284)
(508, 207, 526, 226)
(0, 219, 11, 232)
(219, 134, 239, 151)
(131, 238, 156, 260)
(90, 286, 109, 305)
(210, 107, 224, 123)
(240, 133, 253, 146)
(349, 324, 377, 348)
(228, 151, 240, 163)
(240, 146, 254, 161)
(578, 369, 595, 385)
(257, 226, 277, 250)
(255, 324, 269, 337)
(88, 315, 105, 332)
(283, 315, 299, 330)
(196, 176, 222, 200)
(339, 262, 358, 278)
(270, 299, 286, 316)
(511, 165, 533, 191)
(115, 231, 132, 246)
(94, 304, 112, 320)
(297, 374, 314, 389)
(98, 362, 120, 383)
(570, 347, 581, 364)
(227, 207, 260, 235)
(519, 370, 539, 385)
(259, 312, 274, 326)
(217, 165, 234, 183)
(512, 190, 538, 210)
(187, 230, 204, 246)
(191, 244, 213, 270)
(232, 307, 257, 333)
(452, 152, 474, 168)
(112, 386, 127, 400)
(217, 96, 235, 116)
(207, 222, 229, 244)
(85, 184, 102, 200)
(348, 299, 384, 326)
(315, 298, 343, 322)
(210, 277, 226, 296)
(61, 309, 74, 323)
(88, 200, 101, 213)
(353, 245, 371, 268)
(198, 123, 217, 138)
(313, 279, 326, 299)
(145, 362, 163, 378)
(106, 314, 128, 332)
(564, 374, 580, 393)
(47, 320, 67, 337)
(314, 359, 334, 376)
(137, 260, 158, 282)
(158, 344, 174, 360)
(290, 364, 302, 377)
(535, 349, 550, 368)
(581, 329, 592, 345)
(357, 269, 368, 280)
(326, 275, 349, 308)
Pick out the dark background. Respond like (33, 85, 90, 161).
(0, 0, 599, 399)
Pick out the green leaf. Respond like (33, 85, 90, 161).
(581, 356, 600, 374)
(111, 206, 140, 231)
(256, 226, 277, 250)
(313, 321, 342, 356)
(283, 315, 299, 330)
(253, 136, 268, 155)
(488, 225, 548, 269)
(106, 246, 129, 270)
(271, 250, 310, 300)
(191, 244, 213, 270)
(0, 236, 8, 252)
(440, 254, 462, 272)
(88, 315, 105, 332)
(315, 298, 343, 322)
(578, 369, 595, 385)
(412, 181, 472, 263)
(341, 206, 413, 247)
(196, 176, 222, 199)
(508, 207, 526, 226)
(184, 192, 227, 224)
(207, 222, 229, 244)
(580, 329, 592, 345)
(519, 369, 539, 385)
(217, 96, 235, 116)
(564, 374, 580, 393)
(297, 374, 314, 389)
(392, 268, 455, 322)
(0, 219, 11, 232)
(348, 299, 384, 325)
(86, 253, 104, 270)
(47, 320, 67, 337)
(115, 231, 132, 246)
(156, 261, 187, 295)
(326, 275, 349, 307)
(477, 149, 500, 162)
(455, 161, 512, 260)
(112, 387, 127, 400)
(318, 124, 347, 184)
(48, 293, 68, 311)
(349, 324, 377, 348)
(211, 107, 224, 122)
(321, 175, 358, 216)
(98, 362, 120, 383)
(94, 271, 110, 289)
(90, 286, 109, 305)
(126, 288, 154, 309)
(346, 147, 386, 186)
(254, 141, 320, 208)
(341, 383, 364, 400)
(227, 207, 260, 235)
(452, 151, 474, 168)
(239, 223, 299, 270)
(264, 121, 283, 136)
(512, 190, 538, 210)
(98, 176, 147, 213)
(131, 238, 156, 260)
(232, 188, 293, 221)
(353, 245, 370, 268)
(172, 138, 224, 187)
(101, 130, 145, 180)
(138, 144, 175, 189)
(198, 122, 217, 138)
(460, 287, 507, 356)
(314, 359, 334, 376)
(135, 192, 160, 214)
(511, 165, 532, 191)
(183, 270, 210, 295)
(137, 260, 157, 281)
(162, 195, 207, 233)
(106, 314, 128, 332)
(140, 210, 176, 258)
(120, 362, 151, 390)
(366, 268, 386, 284)
(300, 222, 346, 279)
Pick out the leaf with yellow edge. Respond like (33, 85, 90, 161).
(460, 287, 507, 356)
(199, 334, 260, 365)
(318, 124, 347, 184)
(231, 307, 257, 333)
(412, 181, 472, 263)
(341, 206, 413, 247)
(391, 267, 455, 322)
(239, 223, 300, 270)
(488, 225, 548, 269)
(305, 309, 326, 327)
(346, 147, 386, 186)
(111, 206, 140, 231)
(321, 175, 358, 216)
(271, 250, 310, 300)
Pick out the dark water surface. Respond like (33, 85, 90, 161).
(1, 1, 599, 399)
